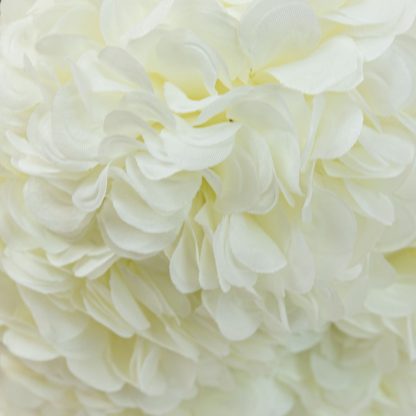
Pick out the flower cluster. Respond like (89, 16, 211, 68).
(1, 0, 416, 415)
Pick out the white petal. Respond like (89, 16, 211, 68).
(72, 166, 109, 212)
(2, 251, 73, 294)
(310, 354, 353, 391)
(19, 288, 88, 344)
(162, 120, 240, 170)
(67, 354, 123, 393)
(240, 0, 320, 69)
(169, 224, 201, 293)
(346, 181, 395, 225)
(376, 203, 416, 252)
(229, 214, 286, 274)
(359, 126, 414, 167)
(111, 179, 183, 234)
(99, 201, 177, 258)
(365, 284, 416, 318)
(269, 36, 363, 94)
(99, 0, 145, 46)
(304, 188, 356, 277)
(110, 271, 150, 331)
(124, 157, 201, 213)
(285, 229, 315, 294)
(3, 329, 59, 361)
(99, 46, 153, 91)
(312, 94, 363, 160)
(204, 291, 261, 341)
(213, 217, 255, 290)
(83, 281, 135, 338)
(148, 29, 230, 96)
(358, 45, 413, 116)
(24, 178, 90, 235)
(325, 0, 404, 26)
(138, 348, 166, 396)
(198, 237, 220, 290)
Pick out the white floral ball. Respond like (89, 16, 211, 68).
(1, 0, 416, 415)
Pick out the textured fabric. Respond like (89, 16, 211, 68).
(1, 0, 416, 415)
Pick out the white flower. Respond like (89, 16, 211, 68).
(1, 0, 416, 415)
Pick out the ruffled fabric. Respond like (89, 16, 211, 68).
(1, 0, 416, 415)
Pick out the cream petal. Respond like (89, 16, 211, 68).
(75, 49, 143, 94)
(3, 329, 59, 362)
(98, 47, 153, 91)
(161, 120, 240, 171)
(98, 135, 144, 162)
(376, 202, 416, 252)
(365, 284, 416, 318)
(197, 357, 235, 389)
(229, 214, 286, 274)
(169, 224, 201, 294)
(304, 188, 357, 279)
(157, 351, 197, 394)
(83, 281, 136, 338)
(99, 200, 178, 258)
(358, 46, 413, 116)
(239, 0, 321, 69)
(138, 348, 167, 396)
(150, 29, 230, 96)
(2, 251, 73, 294)
(359, 126, 414, 167)
(325, 0, 404, 26)
(121, 90, 176, 129)
(36, 34, 99, 59)
(163, 82, 216, 113)
(124, 157, 201, 213)
(67, 354, 124, 393)
(285, 229, 315, 294)
(355, 35, 394, 62)
(310, 353, 354, 391)
(103, 110, 154, 139)
(18, 287, 88, 344)
(73, 251, 117, 280)
(204, 291, 261, 341)
(253, 378, 294, 416)
(121, 269, 172, 318)
(269, 36, 363, 94)
(183, 315, 229, 357)
(126, 0, 175, 40)
(213, 217, 255, 290)
(24, 178, 91, 235)
(214, 130, 278, 214)
(121, 263, 191, 319)
(196, 87, 253, 125)
(171, 0, 246, 80)
(267, 130, 302, 200)
(109, 384, 182, 415)
(0, 354, 65, 402)
(99, 0, 146, 46)
(198, 236, 220, 290)
(51, 85, 103, 160)
(214, 142, 261, 214)
(346, 181, 395, 225)
(109, 271, 150, 332)
(312, 94, 363, 160)
(50, 321, 109, 360)
(134, 153, 183, 180)
(111, 179, 183, 234)
(373, 336, 398, 373)
(72, 166, 109, 212)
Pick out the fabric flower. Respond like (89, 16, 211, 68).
(1, 0, 416, 415)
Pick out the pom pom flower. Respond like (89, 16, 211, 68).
(1, 0, 416, 415)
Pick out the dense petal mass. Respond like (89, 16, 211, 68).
(1, 0, 416, 415)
